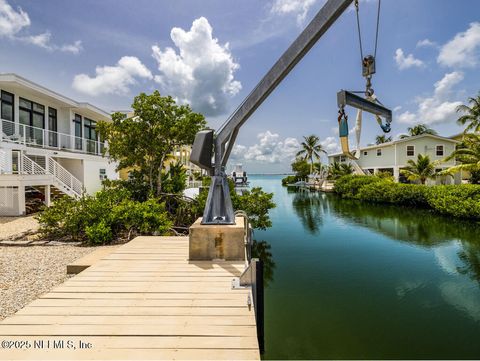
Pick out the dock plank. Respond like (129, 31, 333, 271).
(0, 236, 259, 360)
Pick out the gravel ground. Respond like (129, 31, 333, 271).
(0, 245, 104, 320)
(0, 216, 39, 240)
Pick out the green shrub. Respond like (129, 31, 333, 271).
(357, 182, 428, 207)
(333, 175, 480, 219)
(36, 187, 172, 245)
(425, 185, 480, 219)
(85, 220, 112, 245)
(281, 175, 297, 186)
(333, 175, 382, 199)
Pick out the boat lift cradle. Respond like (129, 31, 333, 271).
(190, 0, 393, 225)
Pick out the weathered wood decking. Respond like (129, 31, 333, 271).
(0, 236, 259, 360)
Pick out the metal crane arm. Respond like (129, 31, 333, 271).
(216, 0, 354, 168)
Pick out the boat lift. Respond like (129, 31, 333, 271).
(190, 0, 392, 225)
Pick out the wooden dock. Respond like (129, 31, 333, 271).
(0, 236, 259, 360)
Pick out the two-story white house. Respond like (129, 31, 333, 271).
(0, 74, 118, 216)
(328, 134, 461, 184)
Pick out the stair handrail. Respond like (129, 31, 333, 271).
(46, 157, 83, 196)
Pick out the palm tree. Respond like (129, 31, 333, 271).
(327, 161, 343, 180)
(375, 135, 392, 144)
(340, 163, 354, 176)
(296, 135, 327, 174)
(401, 154, 438, 184)
(443, 133, 480, 183)
(456, 94, 480, 133)
(327, 161, 353, 180)
(399, 124, 437, 139)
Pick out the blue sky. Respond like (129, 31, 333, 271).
(1, 0, 480, 173)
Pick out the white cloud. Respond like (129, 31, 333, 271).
(60, 40, 83, 54)
(398, 71, 464, 125)
(72, 56, 153, 96)
(152, 17, 241, 117)
(394, 48, 424, 70)
(321, 136, 340, 154)
(270, 0, 317, 25)
(0, 0, 29, 37)
(232, 131, 300, 164)
(23, 31, 51, 48)
(21, 32, 83, 54)
(0, 0, 81, 54)
(438, 22, 480, 68)
(416, 38, 437, 48)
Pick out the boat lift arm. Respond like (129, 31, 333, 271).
(191, 0, 356, 224)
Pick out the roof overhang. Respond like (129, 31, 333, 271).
(0, 73, 110, 120)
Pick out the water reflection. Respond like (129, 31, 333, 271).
(252, 239, 275, 288)
(290, 189, 480, 289)
(291, 188, 326, 235)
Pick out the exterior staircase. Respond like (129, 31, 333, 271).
(348, 158, 371, 176)
(21, 154, 83, 198)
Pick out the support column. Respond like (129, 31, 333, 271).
(393, 167, 400, 182)
(45, 185, 51, 207)
(18, 184, 26, 216)
(373, 168, 379, 175)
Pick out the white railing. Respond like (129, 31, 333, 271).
(0, 149, 6, 174)
(47, 157, 83, 196)
(17, 154, 82, 198)
(1, 118, 105, 156)
(21, 154, 46, 175)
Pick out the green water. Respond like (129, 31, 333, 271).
(248, 175, 480, 360)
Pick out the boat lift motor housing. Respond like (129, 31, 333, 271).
(190, 130, 214, 174)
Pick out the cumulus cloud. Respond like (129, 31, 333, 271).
(394, 48, 424, 70)
(416, 38, 437, 48)
(152, 17, 241, 117)
(438, 22, 480, 68)
(231, 131, 300, 164)
(72, 56, 153, 96)
(270, 0, 317, 25)
(398, 71, 464, 125)
(0, 0, 82, 53)
(0, 0, 29, 37)
(320, 136, 340, 154)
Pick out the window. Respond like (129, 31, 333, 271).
(48, 107, 57, 147)
(406, 145, 415, 157)
(84, 118, 97, 154)
(19, 97, 45, 144)
(436, 145, 444, 156)
(340, 155, 346, 162)
(99, 168, 107, 180)
(376, 149, 382, 156)
(1, 90, 14, 136)
(363, 151, 368, 156)
(73, 114, 82, 150)
(1, 90, 14, 122)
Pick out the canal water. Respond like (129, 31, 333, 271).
(248, 175, 480, 359)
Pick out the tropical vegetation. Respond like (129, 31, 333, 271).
(375, 134, 392, 144)
(456, 93, 480, 133)
(443, 133, 480, 184)
(401, 154, 439, 184)
(296, 135, 327, 174)
(399, 124, 437, 139)
(97, 91, 206, 196)
(334, 175, 480, 219)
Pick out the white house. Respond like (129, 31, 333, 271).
(328, 134, 461, 184)
(0, 74, 118, 216)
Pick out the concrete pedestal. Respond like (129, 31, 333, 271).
(189, 217, 245, 261)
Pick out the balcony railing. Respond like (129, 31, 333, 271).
(1, 119, 105, 156)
